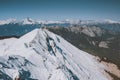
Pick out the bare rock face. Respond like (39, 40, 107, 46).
(101, 61, 120, 79)
(15, 78, 20, 80)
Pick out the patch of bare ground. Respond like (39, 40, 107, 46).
(96, 56, 120, 80)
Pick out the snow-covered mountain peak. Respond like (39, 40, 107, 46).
(0, 28, 111, 80)
(22, 17, 36, 24)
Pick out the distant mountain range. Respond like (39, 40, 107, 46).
(0, 18, 120, 37)
(0, 18, 120, 25)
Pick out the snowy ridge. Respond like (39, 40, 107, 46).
(0, 28, 110, 80)
(0, 18, 120, 25)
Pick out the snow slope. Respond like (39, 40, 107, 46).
(0, 38, 17, 56)
(0, 28, 110, 80)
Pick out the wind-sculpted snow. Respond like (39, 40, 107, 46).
(0, 28, 110, 80)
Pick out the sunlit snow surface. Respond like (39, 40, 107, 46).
(0, 28, 108, 80)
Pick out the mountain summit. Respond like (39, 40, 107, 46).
(22, 17, 36, 24)
(0, 28, 110, 80)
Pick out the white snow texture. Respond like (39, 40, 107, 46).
(0, 28, 108, 80)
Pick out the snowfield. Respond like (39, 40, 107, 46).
(0, 28, 110, 80)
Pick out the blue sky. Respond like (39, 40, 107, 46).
(0, 0, 120, 20)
